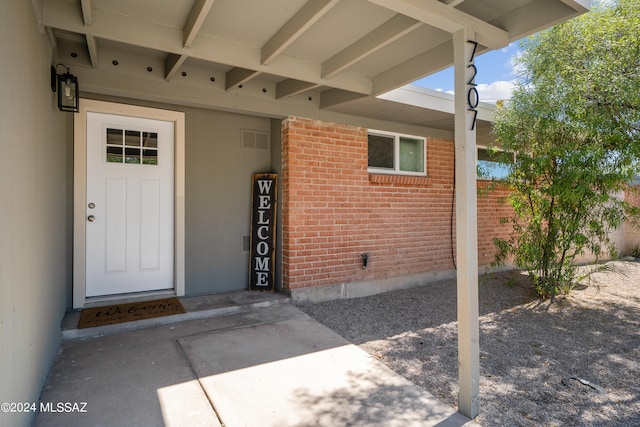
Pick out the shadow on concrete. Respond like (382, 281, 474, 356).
(177, 315, 478, 426)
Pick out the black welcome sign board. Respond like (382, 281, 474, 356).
(249, 173, 277, 291)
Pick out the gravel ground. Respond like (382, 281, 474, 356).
(298, 260, 640, 426)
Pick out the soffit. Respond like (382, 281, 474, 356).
(39, 0, 589, 133)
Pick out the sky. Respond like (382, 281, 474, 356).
(412, 42, 521, 103)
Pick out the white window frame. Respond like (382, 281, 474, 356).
(367, 129, 427, 176)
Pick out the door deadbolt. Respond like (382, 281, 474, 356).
(87, 215, 96, 222)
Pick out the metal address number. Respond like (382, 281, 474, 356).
(467, 40, 479, 131)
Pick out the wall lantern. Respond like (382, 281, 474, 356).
(51, 64, 79, 113)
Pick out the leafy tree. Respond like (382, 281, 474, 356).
(491, 0, 640, 298)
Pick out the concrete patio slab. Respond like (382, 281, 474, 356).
(34, 298, 480, 427)
(178, 316, 479, 427)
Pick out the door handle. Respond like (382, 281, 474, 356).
(87, 215, 96, 222)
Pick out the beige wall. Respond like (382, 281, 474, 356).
(83, 93, 277, 295)
(0, 1, 70, 425)
(184, 109, 273, 294)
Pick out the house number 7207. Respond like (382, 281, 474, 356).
(467, 40, 479, 131)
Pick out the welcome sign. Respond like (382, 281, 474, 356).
(249, 173, 278, 291)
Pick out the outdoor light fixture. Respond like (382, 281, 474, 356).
(51, 64, 79, 113)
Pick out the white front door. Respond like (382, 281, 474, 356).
(85, 112, 174, 297)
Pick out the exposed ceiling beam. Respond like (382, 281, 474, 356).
(319, 89, 368, 110)
(72, 65, 451, 139)
(442, 0, 466, 7)
(225, 67, 261, 90)
(46, 26, 58, 52)
(276, 79, 320, 99)
(367, 0, 509, 49)
(42, 0, 372, 96)
(492, 0, 587, 41)
(86, 34, 98, 67)
(261, 0, 340, 65)
(183, 0, 216, 48)
(559, 0, 590, 13)
(80, 0, 93, 26)
(373, 39, 454, 95)
(322, 14, 421, 79)
(30, 0, 46, 33)
(165, 54, 188, 81)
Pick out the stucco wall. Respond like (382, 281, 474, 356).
(83, 93, 278, 295)
(185, 109, 273, 294)
(0, 1, 70, 425)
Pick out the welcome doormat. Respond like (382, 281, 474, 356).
(78, 297, 186, 329)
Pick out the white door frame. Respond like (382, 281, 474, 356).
(73, 99, 185, 308)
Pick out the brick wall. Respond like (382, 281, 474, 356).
(477, 181, 513, 266)
(282, 117, 512, 292)
(624, 186, 640, 254)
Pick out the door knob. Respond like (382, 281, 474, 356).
(87, 215, 95, 222)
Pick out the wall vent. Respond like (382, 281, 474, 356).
(241, 234, 251, 253)
(242, 130, 269, 150)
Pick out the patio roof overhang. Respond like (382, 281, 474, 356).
(34, 0, 588, 133)
(32, 0, 590, 419)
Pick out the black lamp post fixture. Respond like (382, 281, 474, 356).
(51, 64, 79, 113)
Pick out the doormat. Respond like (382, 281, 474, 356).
(78, 297, 186, 329)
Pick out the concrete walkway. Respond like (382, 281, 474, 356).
(34, 293, 480, 427)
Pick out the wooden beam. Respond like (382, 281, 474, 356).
(373, 39, 453, 95)
(46, 26, 58, 51)
(559, 0, 590, 13)
(42, 0, 372, 96)
(319, 89, 368, 109)
(367, 0, 509, 49)
(322, 14, 421, 78)
(80, 0, 93, 26)
(276, 79, 320, 99)
(261, 0, 339, 65)
(165, 54, 188, 81)
(443, 0, 466, 7)
(225, 67, 261, 90)
(86, 34, 98, 67)
(183, 0, 216, 48)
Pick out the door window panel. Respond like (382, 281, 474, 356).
(106, 128, 158, 165)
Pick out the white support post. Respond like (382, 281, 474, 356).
(453, 27, 480, 419)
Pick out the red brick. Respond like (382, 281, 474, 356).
(281, 117, 514, 291)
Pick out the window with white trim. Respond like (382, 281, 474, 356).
(367, 130, 426, 175)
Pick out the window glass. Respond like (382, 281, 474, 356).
(368, 131, 426, 175)
(477, 148, 511, 179)
(124, 147, 141, 164)
(106, 128, 123, 145)
(106, 146, 123, 163)
(105, 128, 158, 166)
(142, 149, 158, 165)
(399, 137, 424, 173)
(142, 132, 158, 148)
(125, 130, 141, 146)
(368, 134, 394, 169)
